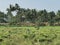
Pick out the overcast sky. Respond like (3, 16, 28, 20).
(0, 0, 60, 13)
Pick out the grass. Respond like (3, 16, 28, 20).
(0, 26, 60, 45)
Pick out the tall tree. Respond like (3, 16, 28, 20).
(48, 11, 56, 25)
(6, 8, 13, 23)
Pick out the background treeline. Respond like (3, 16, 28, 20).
(0, 4, 60, 26)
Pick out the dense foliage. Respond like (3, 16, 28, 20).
(0, 4, 60, 26)
(0, 26, 59, 45)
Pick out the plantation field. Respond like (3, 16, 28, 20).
(0, 26, 60, 45)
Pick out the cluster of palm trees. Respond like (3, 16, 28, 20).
(0, 4, 60, 26)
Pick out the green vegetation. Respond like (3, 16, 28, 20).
(0, 26, 59, 45)
(0, 4, 60, 26)
(0, 3, 60, 45)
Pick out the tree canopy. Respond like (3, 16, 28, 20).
(0, 4, 60, 26)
